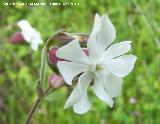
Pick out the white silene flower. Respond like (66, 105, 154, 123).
(17, 20, 42, 51)
(56, 14, 137, 114)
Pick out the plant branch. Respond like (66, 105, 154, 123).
(24, 98, 41, 124)
(25, 86, 52, 124)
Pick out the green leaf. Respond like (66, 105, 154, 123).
(39, 47, 47, 87)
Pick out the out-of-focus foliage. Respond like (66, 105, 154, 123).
(0, 0, 160, 124)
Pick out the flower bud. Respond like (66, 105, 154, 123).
(52, 31, 89, 43)
(10, 32, 26, 44)
(45, 31, 89, 74)
(48, 74, 66, 89)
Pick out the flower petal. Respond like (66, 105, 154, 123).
(64, 72, 93, 113)
(103, 41, 132, 61)
(97, 15, 116, 53)
(73, 93, 91, 114)
(57, 61, 88, 85)
(87, 13, 101, 60)
(64, 86, 81, 109)
(31, 42, 39, 51)
(56, 39, 90, 64)
(105, 55, 137, 77)
(17, 20, 42, 50)
(103, 73, 123, 98)
(73, 72, 93, 114)
(77, 72, 93, 93)
(87, 14, 116, 61)
(93, 75, 114, 107)
(17, 20, 32, 31)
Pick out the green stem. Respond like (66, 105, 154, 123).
(24, 98, 41, 124)
(25, 87, 52, 124)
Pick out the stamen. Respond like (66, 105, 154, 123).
(96, 64, 103, 71)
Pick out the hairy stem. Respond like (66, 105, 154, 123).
(24, 98, 41, 124)
(25, 87, 52, 124)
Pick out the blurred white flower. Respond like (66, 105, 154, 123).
(56, 13, 137, 114)
(17, 20, 42, 51)
(129, 97, 137, 104)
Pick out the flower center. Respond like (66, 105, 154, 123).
(89, 64, 103, 72)
(96, 64, 103, 71)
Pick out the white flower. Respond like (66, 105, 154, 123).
(17, 20, 42, 51)
(56, 14, 137, 114)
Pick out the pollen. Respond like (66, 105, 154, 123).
(96, 64, 103, 71)
(88, 64, 103, 72)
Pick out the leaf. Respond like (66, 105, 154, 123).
(39, 47, 47, 86)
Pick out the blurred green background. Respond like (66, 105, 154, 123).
(0, 0, 160, 124)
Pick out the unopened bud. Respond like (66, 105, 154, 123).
(48, 74, 66, 89)
(10, 32, 26, 44)
(45, 31, 89, 74)
(52, 31, 89, 43)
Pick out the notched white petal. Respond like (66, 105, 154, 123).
(73, 72, 92, 114)
(64, 72, 92, 113)
(64, 87, 81, 109)
(93, 76, 114, 107)
(87, 13, 101, 60)
(57, 61, 88, 85)
(87, 14, 116, 61)
(73, 93, 91, 114)
(57, 39, 90, 64)
(17, 20, 42, 51)
(77, 72, 93, 93)
(96, 15, 116, 52)
(102, 73, 123, 98)
(103, 41, 132, 61)
(17, 20, 32, 31)
(105, 55, 137, 77)
(89, 13, 101, 39)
